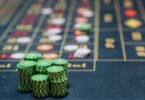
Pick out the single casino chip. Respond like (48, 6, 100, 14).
(48, 17, 65, 25)
(42, 53, 59, 59)
(73, 30, 84, 35)
(80, 23, 92, 32)
(77, 8, 89, 15)
(24, 52, 42, 61)
(45, 24, 61, 29)
(31, 74, 49, 97)
(81, 10, 94, 17)
(0, 54, 6, 59)
(46, 28, 62, 36)
(41, 7, 53, 15)
(17, 37, 31, 44)
(64, 44, 78, 52)
(124, 9, 137, 17)
(37, 44, 54, 51)
(75, 35, 90, 44)
(48, 35, 62, 42)
(74, 48, 91, 58)
(74, 23, 82, 29)
(10, 53, 24, 59)
(75, 17, 88, 23)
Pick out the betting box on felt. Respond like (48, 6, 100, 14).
(1, 0, 145, 100)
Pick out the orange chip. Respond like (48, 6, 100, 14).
(37, 44, 53, 51)
(73, 30, 84, 35)
(42, 53, 58, 59)
(77, 8, 89, 15)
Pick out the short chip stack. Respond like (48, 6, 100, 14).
(53, 59, 68, 77)
(17, 60, 36, 92)
(47, 66, 67, 97)
(17, 52, 69, 98)
(31, 74, 49, 97)
(50, 77, 68, 97)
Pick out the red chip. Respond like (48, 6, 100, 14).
(0, 54, 6, 59)
(37, 44, 54, 51)
(13, 31, 28, 37)
(68, 54, 75, 59)
(124, 9, 137, 17)
(45, 24, 61, 29)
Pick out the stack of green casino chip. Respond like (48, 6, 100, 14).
(17, 54, 69, 98)
(50, 77, 68, 97)
(36, 59, 53, 74)
(53, 58, 68, 77)
(47, 66, 67, 97)
(80, 23, 92, 33)
(24, 52, 42, 62)
(31, 74, 49, 97)
(17, 60, 36, 92)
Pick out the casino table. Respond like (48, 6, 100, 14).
(1, 0, 145, 100)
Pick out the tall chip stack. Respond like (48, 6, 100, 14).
(17, 60, 36, 92)
(31, 74, 49, 97)
(47, 66, 68, 97)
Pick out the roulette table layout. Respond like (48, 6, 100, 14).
(1, 0, 145, 99)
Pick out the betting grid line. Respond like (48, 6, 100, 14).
(93, 0, 100, 71)
(0, 0, 32, 43)
(59, 0, 75, 58)
(24, 1, 54, 53)
(114, 0, 127, 61)
(125, 42, 145, 45)
(137, 0, 145, 23)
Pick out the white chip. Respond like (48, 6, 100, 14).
(17, 37, 31, 44)
(64, 44, 78, 52)
(49, 35, 62, 42)
(10, 53, 24, 59)
(49, 17, 65, 25)
(74, 48, 91, 58)
(74, 23, 82, 29)
(81, 10, 94, 18)
(75, 35, 90, 44)
(46, 28, 62, 36)
(41, 8, 53, 15)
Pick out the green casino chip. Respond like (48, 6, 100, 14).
(53, 59, 68, 76)
(47, 66, 66, 81)
(24, 52, 42, 61)
(36, 59, 53, 74)
(80, 23, 92, 33)
(50, 78, 67, 97)
(17, 60, 36, 92)
(31, 74, 49, 97)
